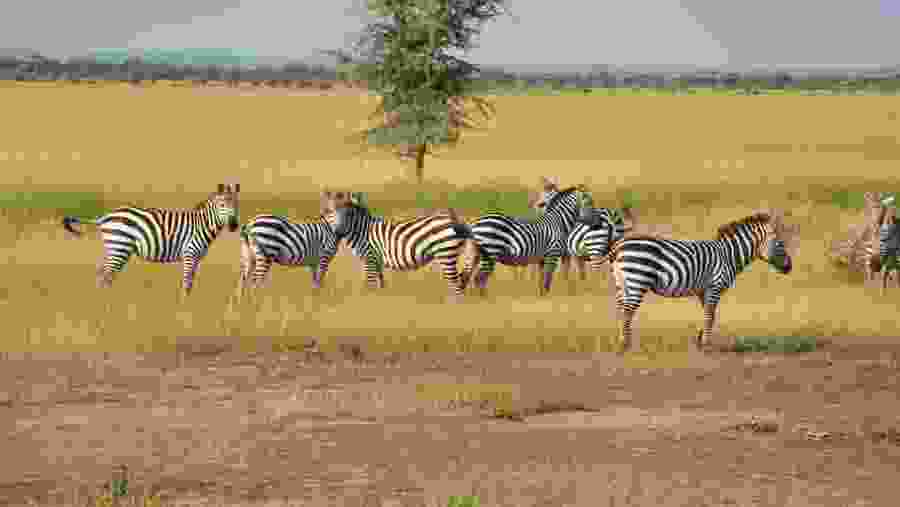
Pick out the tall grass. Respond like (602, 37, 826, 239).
(3, 185, 900, 354)
(3, 88, 900, 353)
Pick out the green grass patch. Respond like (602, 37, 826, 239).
(731, 335, 817, 353)
(0, 189, 107, 219)
(830, 189, 866, 210)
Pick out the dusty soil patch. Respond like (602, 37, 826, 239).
(2, 338, 900, 506)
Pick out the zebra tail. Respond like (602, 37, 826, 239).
(459, 238, 483, 290)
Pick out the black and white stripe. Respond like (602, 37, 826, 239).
(238, 214, 340, 295)
(462, 180, 592, 296)
(62, 183, 240, 296)
(609, 211, 793, 351)
(876, 197, 899, 293)
(322, 191, 471, 301)
(557, 207, 633, 280)
(859, 192, 892, 286)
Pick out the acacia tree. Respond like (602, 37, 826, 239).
(340, 0, 509, 183)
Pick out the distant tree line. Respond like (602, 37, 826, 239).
(2, 53, 899, 91)
(0, 54, 343, 85)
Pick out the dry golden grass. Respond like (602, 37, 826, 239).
(2, 86, 900, 352)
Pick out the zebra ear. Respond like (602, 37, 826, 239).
(217, 183, 225, 193)
(540, 176, 558, 191)
(234, 183, 240, 193)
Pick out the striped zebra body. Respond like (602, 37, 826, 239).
(62, 184, 240, 296)
(322, 191, 471, 301)
(876, 201, 899, 294)
(462, 179, 592, 296)
(609, 211, 793, 351)
(506, 216, 543, 281)
(853, 192, 892, 285)
(562, 207, 632, 280)
(238, 214, 340, 294)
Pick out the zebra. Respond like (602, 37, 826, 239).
(857, 191, 892, 286)
(874, 195, 899, 294)
(461, 177, 593, 296)
(238, 213, 341, 297)
(857, 192, 900, 290)
(62, 183, 240, 297)
(534, 203, 635, 281)
(608, 210, 794, 351)
(320, 190, 472, 302)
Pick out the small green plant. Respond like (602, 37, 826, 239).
(619, 189, 640, 209)
(732, 336, 816, 353)
(830, 189, 865, 210)
(448, 495, 480, 507)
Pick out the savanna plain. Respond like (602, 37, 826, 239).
(2, 84, 900, 506)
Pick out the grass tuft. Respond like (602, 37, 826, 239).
(731, 335, 817, 353)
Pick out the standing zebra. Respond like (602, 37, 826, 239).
(860, 192, 896, 288)
(238, 213, 341, 297)
(609, 210, 794, 351)
(536, 204, 635, 281)
(875, 196, 900, 294)
(62, 183, 240, 297)
(320, 190, 472, 302)
(461, 177, 593, 296)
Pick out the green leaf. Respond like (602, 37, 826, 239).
(111, 479, 128, 498)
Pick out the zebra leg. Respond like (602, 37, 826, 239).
(612, 263, 642, 352)
(181, 256, 202, 297)
(589, 255, 606, 280)
(314, 255, 334, 290)
(697, 290, 720, 349)
(575, 256, 587, 281)
(560, 255, 571, 281)
(238, 235, 255, 297)
(96, 248, 131, 289)
(253, 257, 273, 291)
(439, 255, 465, 302)
(364, 254, 384, 290)
(474, 256, 495, 296)
(540, 255, 560, 296)
(459, 240, 480, 291)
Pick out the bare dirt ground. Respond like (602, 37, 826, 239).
(2, 337, 900, 507)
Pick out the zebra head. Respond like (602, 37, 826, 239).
(214, 183, 240, 232)
(758, 211, 793, 274)
(531, 176, 562, 213)
(321, 190, 367, 238)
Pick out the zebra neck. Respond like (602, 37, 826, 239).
(721, 235, 756, 274)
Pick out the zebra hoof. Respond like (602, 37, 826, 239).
(694, 331, 705, 349)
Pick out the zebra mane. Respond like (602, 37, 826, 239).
(343, 202, 373, 217)
(194, 195, 216, 210)
(544, 186, 578, 210)
(715, 213, 772, 240)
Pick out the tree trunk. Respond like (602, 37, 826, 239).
(414, 143, 426, 183)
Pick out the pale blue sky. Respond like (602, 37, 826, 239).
(2, 0, 899, 70)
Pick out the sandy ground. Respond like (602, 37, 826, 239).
(2, 337, 900, 507)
